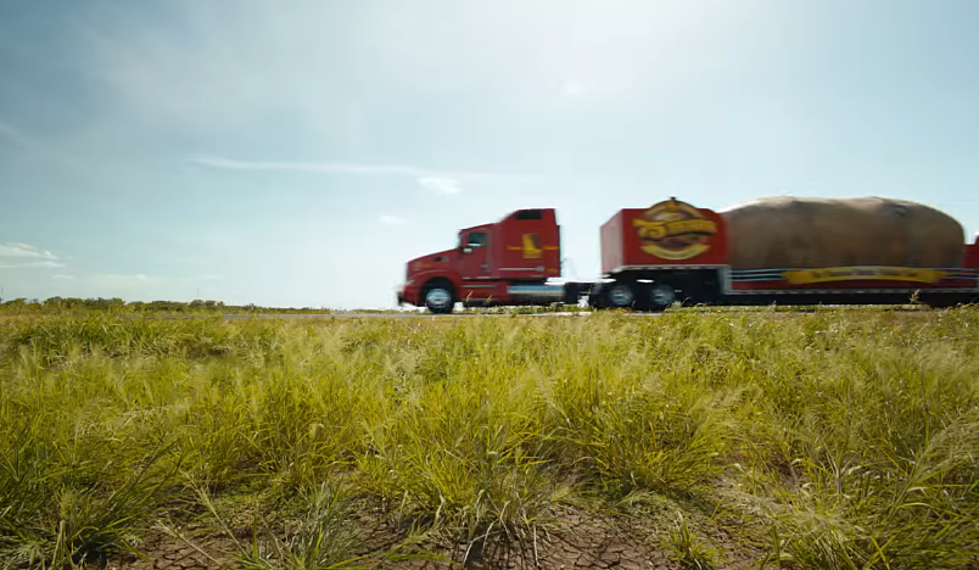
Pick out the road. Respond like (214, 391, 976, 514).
(219, 311, 594, 319)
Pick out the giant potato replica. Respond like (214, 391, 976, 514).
(718, 197, 964, 270)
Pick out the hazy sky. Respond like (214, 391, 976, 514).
(2, 0, 978, 308)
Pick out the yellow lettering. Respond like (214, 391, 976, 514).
(782, 267, 947, 285)
(633, 219, 667, 240)
(633, 218, 717, 240)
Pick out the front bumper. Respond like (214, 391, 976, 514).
(397, 283, 421, 307)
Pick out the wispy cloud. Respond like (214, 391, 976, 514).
(0, 260, 64, 269)
(191, 155, 540, 195)
(0, 243, 64, 268)
(0, 243, 57, 260)
(52, 274, 75, 280)
(193, 155, 468, 193)
(100, 273, 157, 282)
(378, 214, 407, 225)
(192, 155, 428, 177)
(0, 116, 31, 149)
(0, 114, 84, 168)
(417, 176, 462, 195)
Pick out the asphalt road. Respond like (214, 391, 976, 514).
(219, 311, 594, 319)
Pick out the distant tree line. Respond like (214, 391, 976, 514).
(0, 297, 335, 314)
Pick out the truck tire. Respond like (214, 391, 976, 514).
(607, 282, 636, 309)
(423, 282, 455, 314)
(647, 283, 677, 312)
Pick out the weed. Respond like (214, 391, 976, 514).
(198, 483, 364, 570)
(663, 513, 719, 570)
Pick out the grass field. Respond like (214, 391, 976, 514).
(1, 308, 977, 569)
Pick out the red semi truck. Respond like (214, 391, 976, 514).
(396, 198, 979, 313)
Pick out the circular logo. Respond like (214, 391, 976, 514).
(632, 199, 718, 260)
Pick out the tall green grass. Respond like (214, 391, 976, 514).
(1, 308, 977, 568)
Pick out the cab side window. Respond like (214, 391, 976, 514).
(465, 231, 488, 248)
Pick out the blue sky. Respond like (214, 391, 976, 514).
(1, 0, 978, 309)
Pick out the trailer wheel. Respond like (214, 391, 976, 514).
(648, 283, 677, 311)
(607, 282, 635, 309)
(423, 282, 455, 314)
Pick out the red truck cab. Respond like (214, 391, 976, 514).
(398, 209, 562, 312)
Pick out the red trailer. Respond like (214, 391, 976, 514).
(397, 198, 979, 313)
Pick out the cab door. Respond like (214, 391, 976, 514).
(458, 229, 492, 280)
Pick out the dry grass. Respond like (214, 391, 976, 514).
(1, 307, 977, 568)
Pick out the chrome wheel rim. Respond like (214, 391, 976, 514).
(425, 288, 452, 310)
(609, 285, 634, 307)
(650, 285, 676, 307)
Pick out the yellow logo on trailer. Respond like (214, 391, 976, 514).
(632, 199, 718, 260)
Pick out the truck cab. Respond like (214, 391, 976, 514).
(397, 209, 562, 312)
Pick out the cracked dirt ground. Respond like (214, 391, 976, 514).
(109, 508, 761, 570)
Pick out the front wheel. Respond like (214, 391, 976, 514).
(423, 284, 455, 314)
